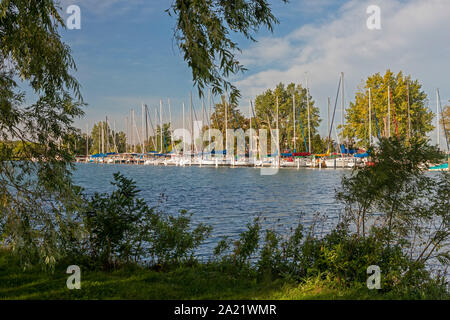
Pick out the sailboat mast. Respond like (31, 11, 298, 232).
(249, 100, 252, 157)
(145, 104, 148, 152)
(201, 99, 205, 131)
(160, 100, 163, 153)
(86, 123, 89, 158)
(208, 89, 212, 144)
(388, 86, 391, 138)
(168, 99, 174, 152)
(437, 88, 449, 152)
(105, 116, 109, 153)
(154, 108, 158, 152)
(306, 75, 311, 154)
(141, 104, 145, 153)
(436, 89, 440, 148)
(293, 93, 296, 152)
(201, 99, 205, 158)
(129, 109, 133, 152)
(126, 116, 128, 152)
(190, 92, 193, 155)
(276, 96, 280, 167)
(98, 122, 101, 154)
(327, 77, 342, 154)
(369, 88, 372, 146)
(407, 81, 411, 140)
(113, 120, 117, 153)
(341, 72, 344, 145)
(327, 97, 330, 145)
(225, 95, 228, 160)
(132, 109, 135, 153)
(182, 102, 185, 155)
(101, 120, 104, 154)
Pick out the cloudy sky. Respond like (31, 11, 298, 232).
(59, 0, 449, 146)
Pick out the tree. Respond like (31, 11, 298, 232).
(81, 172, 154, 268)
(79, 172, 212, 269)
(441, 105, 449, 148)
(0, 0, 84, 267)
(0, 0, 289, 269)
(254, 83, 321, 153)
(343, 70, 434, 148)
(336, 137, 448, 262)
(210, 95, 248, 137)
(63, 131, 91, 156)
(89, 121, 126, 154)
(205, 96, 248, 155)
(154, 123, 173, 153)
(115, 131, 127, 153)
(167, 0, 287, 104)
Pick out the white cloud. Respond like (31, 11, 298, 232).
(240, 37, 293, 67)
(235, 0, 450, 139)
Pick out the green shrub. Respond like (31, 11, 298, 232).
(213, 212, 448, 298)
(148, 209, 212, 266)
(76, 172, 211, 269)
(212, 218, 261, 276)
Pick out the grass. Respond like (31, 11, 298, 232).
(0, 250, 410, 300)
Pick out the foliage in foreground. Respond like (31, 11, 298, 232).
(337, 137, 449, 267)
(167, 0, 287, 103)
(0, 0, 85, 269)
(1, 139, 449, 299)
(69, 172, 212, 270)
(0, 248, 447, 300)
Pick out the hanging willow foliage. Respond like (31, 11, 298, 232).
(0, 0, 85, 268)
(167, 0, 287, 104)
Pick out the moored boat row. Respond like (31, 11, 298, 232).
(75, 152, 372, 169)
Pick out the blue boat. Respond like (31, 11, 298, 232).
(429, 163, 449, 171)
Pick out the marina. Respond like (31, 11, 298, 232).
(75, 72, 449, 172)
(2, 0, 449, 302)
(75, 152, 369, 169)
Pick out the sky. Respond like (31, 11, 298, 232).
(57, 0, 449, 147)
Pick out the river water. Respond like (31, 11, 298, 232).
(73, 163, 348, 257)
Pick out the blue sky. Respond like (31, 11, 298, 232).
(58, 0, 449, 147)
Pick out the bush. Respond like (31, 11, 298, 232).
(212, 212, 448, 298)
(211, 218, 261, 276)
(76, 172, 211, 269)
(148, 209, 212, 266)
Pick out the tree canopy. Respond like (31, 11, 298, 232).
(343, 70, 434, 148)
(89, 121, 127, 154)
(441, 105, 449, 149)
(167, 0, 287, 104)
(254, 83, 321, 153)
(0, 0, 84, 267)
(209, 95, 248, 136)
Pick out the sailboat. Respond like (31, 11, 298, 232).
(429, 88, 449, 171)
